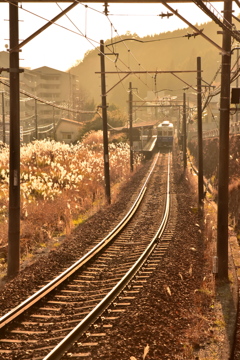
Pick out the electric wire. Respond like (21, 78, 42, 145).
(102, 7, 156, 92)
(0, 79, 97, 114)
(202, 55, 240, 113)
(5, 0, 198, 99)
(192, 0, 240, 43)
(3, 0, 227, 122)
(3, 0, 116, 63)
(38, 124, 54, 134)
(106, 34, 194, 46)
(55, 2, 98, 52)
(90, 2, 240, 126)
(2, 1, 149, 115)
(4, 0, 98, 43)
(104, 14, 203, 96)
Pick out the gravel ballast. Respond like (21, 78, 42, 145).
(0, 150, 237, 359)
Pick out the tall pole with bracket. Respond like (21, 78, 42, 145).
(182, 91, 187, 170)
(8, 2, 21, 278)
(35, 99, 38, 140)
(129, 82, 134, 172)
(99, 40, 111, 205)
(197, 57, 204, 204)
(1, 91, 5, 144)
(217, 0, 232, 280)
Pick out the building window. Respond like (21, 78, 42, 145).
(62, 132, 72, 140)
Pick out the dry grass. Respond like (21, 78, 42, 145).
(0, 132, 144, 264)
(182, 165, 217, 358)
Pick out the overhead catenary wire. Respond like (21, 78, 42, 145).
(201, 54, 240, 113)
(4, 0, 97, 44)
(0, 79, 97, 114)
(192, 0, 240, 43)
(104, 29, 204, 96)
(55, 2, 100, 56)
(42, 3, 240, 121)
(1, 1, 153, 121)
(102, 6, 159, 93)
(4, 0, 200, 97)
(3, 0, 116, 63)
(3, 0, 230, 118)
(106, 33, 199, 46)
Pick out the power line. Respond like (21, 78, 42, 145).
(3, 0, 116, 63)
(55, 2, 97, 49)
(0, 79, 97, 114)
(4, 0, 97, 43)
(192, 0, 240, 43)
(102, 7, 155, 91)
(106, 34, 197, 46)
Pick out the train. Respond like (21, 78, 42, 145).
(156, 120, 174, 149)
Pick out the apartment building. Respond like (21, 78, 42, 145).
(32, 66, 78, 125)
(0, 51, 79, 143)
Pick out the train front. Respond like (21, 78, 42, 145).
(157, 121, 174, 149)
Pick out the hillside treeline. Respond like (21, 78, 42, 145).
(69, 17, 233, 110)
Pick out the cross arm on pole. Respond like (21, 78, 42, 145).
(104, 73, 130, 94)
(9, 1, 79, 53)
(171, 72, 197, 90)
(162, 2, 229, 55)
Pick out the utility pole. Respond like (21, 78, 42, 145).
(99, 40, 111, 205)
(35, 99, 38, 140)
(1, 92, 5, 143)
(154, 74, 158, 120)
(236, 47, 239, 123)
(182, 92, 187, 170)
(8, 3, 21, 278)
(129, 82, 134, 172)
(217, 0, 232, 280)
(197, 57, 204, 204)
(53, 106, 56, 141)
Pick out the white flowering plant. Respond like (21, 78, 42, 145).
(0, 132, 143, 256)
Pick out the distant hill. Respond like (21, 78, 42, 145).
(69, 18, 237, 110)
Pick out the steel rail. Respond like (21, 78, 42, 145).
(43, 152, 171, 360)
(0, 153, 159, 331)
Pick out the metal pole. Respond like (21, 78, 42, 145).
(182, 92, 187, 169)
(8, 2, 20, 278)
(129, 82, 134, 172)
(10, 2, 79, 53)
(197, 57, 204, 204)
(236, 47, 239, 123)
(35, 99, 38, 140)
(100, 40, 111, 205)
(178, 107, 181, 142)
(53, 106, 56, 141)
(217, 0, 232, 280)
(2, 92, 5, 143)
(154, 75, 158, 120)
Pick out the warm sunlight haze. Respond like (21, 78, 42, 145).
(0, 2, 239, 71)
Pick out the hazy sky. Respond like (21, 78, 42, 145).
(0, 2, 239, 71)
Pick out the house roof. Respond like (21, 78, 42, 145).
(32, 66, 67, 74)
(55, 118, 83, 131)
(110, 119, 159, 132)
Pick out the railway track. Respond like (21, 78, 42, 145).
(0, 151, 176, 360)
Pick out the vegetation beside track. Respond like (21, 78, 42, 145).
(0, 131, 143, 276)
(188, 134, 240, 242)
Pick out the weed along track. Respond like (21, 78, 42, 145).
(0, 152, 177, 359)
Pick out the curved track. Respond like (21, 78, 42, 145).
(0, 151, 176, 360)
